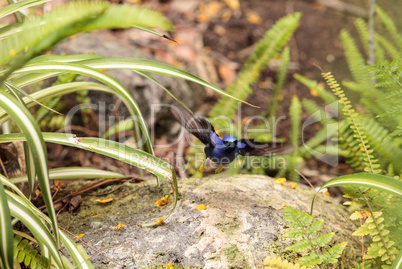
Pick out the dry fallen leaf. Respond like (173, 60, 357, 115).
(154, 217, 164, 225)
(164, 262, 174, 269)
(73, 234, 84, 239)
(289, 182, 298, 189)
(218, 64, 236, 85)
(196, 203, 209, 210)
(274, 177, 287, 188)
(223, 0, 239, 10)
(310, 88, 319, 96)
(115, 222, 125, 230)
(247, 12, 262, 24)
(155, 195, 169, 206)
(96, 198, 113, 204)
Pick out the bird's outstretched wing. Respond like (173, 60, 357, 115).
(171, 103, 218, 146)
(237, 139, 293, 156)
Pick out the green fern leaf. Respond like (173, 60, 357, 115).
(320, 242, 347, 264)
(299, 252, 322, 266)
(284, 206, 313, 227)
(209, 12, 301, 122)
(376, 5, 402, 49)
(340, 30, 371, 85)
(286, 229, 305, 238)
(286, 239, 311, 251)
(315, 232, 335, 247)
(305, 219, 324, 236)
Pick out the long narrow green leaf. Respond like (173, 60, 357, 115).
(311, 173, 402, 214)
(0, 175, 92, 268)
(391, 249, 402, 269)
(0, 132, 179, 226)
(0, 91, 60, 247)
(0, 82, 111, 124)
(6, 192, 63, 268)
(10, 167, 126, 184)
(0, 0, 50, 19)
(22, 55, 258, 107)
(0, 182, 13, 269)
(11, 62, 154, 154)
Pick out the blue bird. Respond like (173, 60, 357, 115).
(172, 103, 292, 173)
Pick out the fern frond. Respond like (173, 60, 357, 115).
(376, 5, 402, 50)
(263, 256, 310, 269)
(375, 33, 400, 60)
(322, 72, 382, 174)
(286, 239, 311, 251)
(81, 4, 172, 32)
(354, 18, 369, 57)
(389, 126, 402, 137)
(298, 252, 322, 266)
(360, 116, 402, 173)
(13, 235, 50, 269)
(209, 12, 301, 122)
(353, 211, 399, 264)
(315, 232, 335, 247)
(294, 74, 337, 104)
(284, 206, 313, 228)
(337, 121, 366, 170)
(288, 96, 301, 181)
(305, 220, 324, 236)
(269, 46, 290, 122)
(320, 242, 348, 264)
(340, 30, 371, 85)
(0, 1, 108, 69)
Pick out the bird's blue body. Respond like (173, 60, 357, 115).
(171, 102, 290, 173)
(204, 133, 245, 164)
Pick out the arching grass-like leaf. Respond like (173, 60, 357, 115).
(0, 132, 180, 226)
(0, 91, 60, 247)
(10, 167, 126, 184)
(0, 0, 50, 19)
(311, 173, 402, 214)
(6, 192, 62, 268)
(0, 182, 13, 269)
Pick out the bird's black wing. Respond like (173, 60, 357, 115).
(171, 102, 217, 146)
(237, 139, 293, 156)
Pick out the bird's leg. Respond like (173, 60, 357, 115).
(214, 165, 223, 174)
(199, 157, 206, 172)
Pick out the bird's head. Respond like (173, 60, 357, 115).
(222, 136, 237, 150)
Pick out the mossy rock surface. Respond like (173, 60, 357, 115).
(58, 175, 359, 268)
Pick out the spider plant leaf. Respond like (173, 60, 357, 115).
(0, 0, 50, 19)
(10, 167, 126, 184)
(311, 173, 402, 214)
(0, 182, 13, 269)
(0, 91, 60, 246)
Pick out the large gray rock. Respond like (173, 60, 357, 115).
(58, 175, 359, 268)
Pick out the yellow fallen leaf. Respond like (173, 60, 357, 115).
(164, 262, 174, 269)
(96, 198, 113, 204)
(274, 178, 287, 184)
(73, 234, 84, 239)
(197, 13, 209, 22)
(289, 182, 298, 189)
(196, 203, 209, 210)
(247, 12, 262, 24)
(35, 189, 41, 196)
(223, 0, 239, 10)
(155, 195, 169, 206)
(323, 190, 330, 196)
(310, 88, 319, 96)
(155, 218, 164, 225)
(115, 222, 125, 230)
